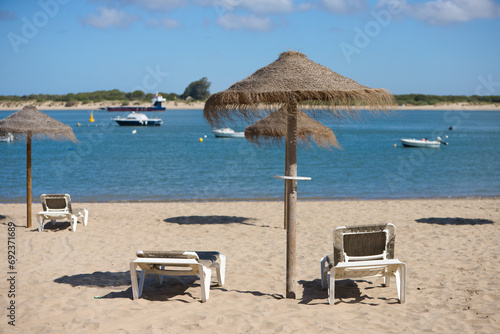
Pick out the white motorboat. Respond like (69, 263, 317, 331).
(0, 132, 14, 142)
(212, 128, 245, 138)
(113, 112, 162, 126)
(400, 137, 447, 148)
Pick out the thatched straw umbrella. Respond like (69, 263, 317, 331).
(0, 106, 78, 228)
(204, 51, 395, 298)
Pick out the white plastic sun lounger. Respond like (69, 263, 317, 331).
(36, 194, 88, 232)
(320, 223, 406, 305)
(130, 250, 226, 302)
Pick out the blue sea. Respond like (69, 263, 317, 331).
(1, 108, 499, 203)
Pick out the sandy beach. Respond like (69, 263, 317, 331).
(1, 198, 499, 333)
(0, 101, 499, 111)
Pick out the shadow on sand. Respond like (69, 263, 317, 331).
(415, 217, 495, 225)
(54, 271, 216, 302)
(164, 215, 265, 227)
(298, 279, 400, 306)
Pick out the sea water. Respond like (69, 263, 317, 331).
(1, 108, 499, 202)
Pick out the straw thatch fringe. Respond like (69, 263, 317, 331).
(244, 107, 340, 149)
(0, 105, 78, 142)
(204, 53, 395, 127)
(244, 132, 340, 150)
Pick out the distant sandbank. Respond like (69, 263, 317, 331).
(0, 101, 499, 111)
(0, 100, 205, 111)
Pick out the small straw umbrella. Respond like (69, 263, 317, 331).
(245, 106, 340, 149)
(0, 105, 78, 228)
(245, 106, 340, 230)
(204, 51, 395, 298)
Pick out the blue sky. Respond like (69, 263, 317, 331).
(1, 0, 499, 97)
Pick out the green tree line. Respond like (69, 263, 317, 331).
(0, 77, 211, 104)
(1, 87, 499, 107)
(395, 94, 500, 106)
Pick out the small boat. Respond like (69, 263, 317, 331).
(104, 93, 166, 112)
(212, 128, 245, 138)
(113, 112, 163, 126)
(0, 132, 14, 142)
(400, 137, 447, 148)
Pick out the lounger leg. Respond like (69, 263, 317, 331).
(216, 255, 226, 287)
(384, 267, 391, 287)
(37, 215, 44, 232)
(138, 270, 147, 297)
(328, 269, 335, 305)
(130, 262, 140, 300)
(156, 269, 164, 286)
(71, 215, 77, 232)
(82, 209, 88, 226)
(395, 263, 406, 304)
(320, 256, 327, 290)
(199, 265, 211, 302)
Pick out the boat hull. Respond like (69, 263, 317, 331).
(115, 120, 162, 126)
(0, 133, 14, 142)
(212, 128, 245, 138)
(113, 112, 163, 126)
(105, 93, 167, 112)
(400, 139, 440, 148)
(106, 106, 165, 112)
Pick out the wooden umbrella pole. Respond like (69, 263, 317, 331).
(284, 138, 288, 229)
(285, 100, 298, 299)
(27, 134, 32, 228)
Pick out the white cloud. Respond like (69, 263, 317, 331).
(91, 0, 184, 12)
(126, 0, 184, 11)
(216, 13, 273, 31)
(410, 0, 500, 25)
(82, 7, 140, 29)
(197, 0, 294, 14)
(377, 0, 500, 25)
(145, 18, 180, 29)
(322, 0, 367, 13)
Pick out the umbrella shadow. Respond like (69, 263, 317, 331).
(298, 279, 390, 306)
(164, 215, 264, 227)
(415, 217, 495, 225)
(220, 288, 284, 300)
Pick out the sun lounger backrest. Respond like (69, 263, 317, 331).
(333, 224, 395, 266)
(137, 250, 200, 260)
(344, 232, 386, 256)
(41, 194, 71, 213)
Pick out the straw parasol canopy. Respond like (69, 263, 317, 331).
(244, 107, 340, 149)
(204, 51, 394, 127)
(203, 51, 395, 299)
(0, 105, 78, 228)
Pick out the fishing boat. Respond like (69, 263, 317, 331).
(104, 93, 166, 112)
(400, 137, 447, 148)
(0, 132, 14, 142)
(113, 112, 162, 126)
(212, 128, 245, 138)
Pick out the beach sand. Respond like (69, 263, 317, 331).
(1, 198, 499, 333)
